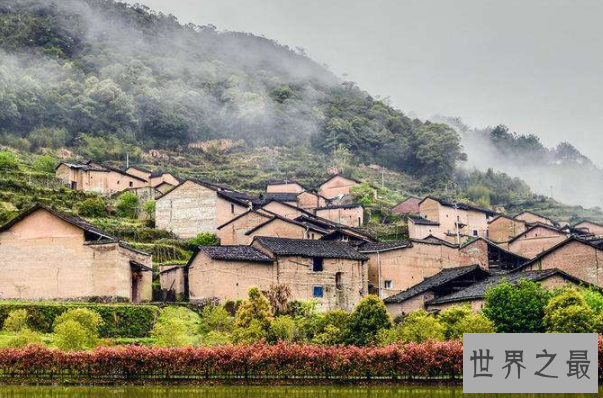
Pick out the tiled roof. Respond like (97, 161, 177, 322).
(128, 165, 152, 173)
(515, 211, 559, 226)
(0, 204, 115, 241)
(244, 212, 329, 236)
(315, 204, 363, 211)
(408, 216, 440, 226)
(426, 269, 571, 305)
(420, 196, 497, 217)
(412, 235, 457, 247)
(253, 237, 368, 260)
(198, 246, 273, 263)
(384, 265, 488, 304)
(359, 240, 412, 253)
(56, 162, 108, 173)
(507, 223, 565, 243)
(259, 192, 299, 203)
(513, 236, 603, 271)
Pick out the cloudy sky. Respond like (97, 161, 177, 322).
(139, 0, 603, 165)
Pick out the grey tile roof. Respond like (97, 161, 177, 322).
(259, 192, 299, 203)
(384, 265, 487, 304)
(420, 196, 497, 217)
(359, 240, 412, 253)
(198, 246, 273, 263)
(426, 269, 567, 305)
(253, 236, 368, 260)
(408, 216, 440, 226)
(315, 204, 363, 211)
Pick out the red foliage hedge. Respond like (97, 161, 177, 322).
(0, 336, 601, 380)
(0, 341, 462, 379)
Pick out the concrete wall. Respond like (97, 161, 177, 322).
(315, 207, 363, 228)
(319, 176, 358, 198)
(524, 241, 603, 287)
(366, 242, 461, 299)
(488, 217, 527, 243)
(155, 181, 247, 239)
(218, 211, 272, 245)
(508, 226, 567, 258)
(0, 209, 151, 301)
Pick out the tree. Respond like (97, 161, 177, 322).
(75, 197, 107, 218)
(399, 310, 445, 343)
(343, 296, 392, 346)
(53, 308, 103, 351)
(32, 155, 58, 174)
(0, 151, 18, 170)
(2, 309, 28, 332)
(142, 199, 156, 220)
(438, 305, 473, 340)
(199, 305, 233, 335)
(483, 280, 550, 333)
(544, 288, 597, 333)
(265, 283, 292, 315)
(232, 287, 273, 343)
(116, 191, 138, 218)
(187, 233, 220, 249)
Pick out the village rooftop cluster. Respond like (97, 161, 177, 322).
(0, 160, 602, 316)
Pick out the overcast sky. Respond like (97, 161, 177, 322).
(139, 0, 603, 165)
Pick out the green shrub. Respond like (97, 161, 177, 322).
(544, 289, 597, 333)
(187, 232, 220, 249)
(2, 309, 29, 332)
(399, 310, 445, 343)
(29, 127, 71, 150)
(0, 303, 160, 338)
(343, 295, 392, 346)
(151, 306, 200, 347)
(199, 305, 233, 335)
(32, 155, 58, 174)
(581, 286, 603, 314)
(0, 151, 19, 170)
(54, 308, 103, 336)
(312, 324, 344, 346)
(456, 313, 495, 334)
(200, 331, 232, 347)
(232, 319, 267, 344)
(438, 305, 472, 340)
(116, 191, 139, 218)
(142, 199, 156, 220)
(376, 324, 404, 346)
(268, 316, 301, 343)
(483, 280, 550, 333)
(4, 328, 43, 349)
(54, 320, 98, 351)
(234, 287, 273, 331)
(75, 197, 107, 218)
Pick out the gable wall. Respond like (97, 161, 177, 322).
(488, 217, 527, 243)
(297, 191, 327, 210)
(508, 227, 567, 258)
(218, 212, 272, 245)
(515, 212, 553, 225)
(319, 176, 358, 198)
(266, 183, 304, 194)
(575, 222, 603, 236)
(315, 207, 363, 228)
(246, 218, 322, 241)
(261, 202, 304, 219)
(391, 197, 421, 215)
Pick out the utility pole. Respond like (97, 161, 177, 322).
(126, 153, 129, 168)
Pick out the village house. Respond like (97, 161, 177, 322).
(216, 209, 274, 245)
(487, 215, 528, 243)
(56, 161, 148, 194)
(297, 190, 330, 210)
(359, 238, 462, 299)
(572, 221, 603, 236)
(158, 264, 188, 301)
(244, 213, 329, 242)
(318, 174, 361, 199)
(391, 196, 422, 215)
(506, 223, 568, 259)
(259, 200, 309, 220)
(258, 192, 298, 207)
(459, 237, 528, 272)
(425, 269, 588, 312)
(384, 265, 491, 316)
(407, 216, 442, 240)
(154, 181, 176, 195)
(155, 179, 251, 239)
(516, 236, 603, 287)
(314, 204, 364, 228)
(186, 237, 368, 311)
(125, 166, 180, 189)
(265, 180, 306, 194)
(0, 204, 152, 302)
(415, 197, 497, 244)
(514, 211, 558, 226)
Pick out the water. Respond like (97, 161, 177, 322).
(0, 386, 598, 398)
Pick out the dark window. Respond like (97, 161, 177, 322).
(129, 181, 134, 187)
(117, 180, 120, 185)
(71, 181, 77, 190)
(313, 286, 324, 298)
(384, 280, 393, 289)
(335, 272, 343, 290)
(473, 230, 478, 237)
(312, 257, 323, 272)
(358, 217, 362, 227)
(231, 204, 235, 214)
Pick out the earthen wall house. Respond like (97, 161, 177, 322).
(266, 181, 305, 194)
(159, 265, 187, 300)
(56, 163, 148, 194)
(520, 238, 603, 287)
(155, 180, 248, 239)
(186, 238, 368, 312)
(217, 210, 273, 245)
(260, 201, 306, 220)
(245, 217, 326, 242)
(361, 240, 461, 299)
(297, 191, 329, 210)
(0, 205, 152, 302)
(391, 197, 422, 215)
(407, 217, 443, 240)
(315, 205, 364, 228)
(573, 221, 603, 236)
(487, 215, 528, 243)
(318, 175, 360, 198)
(514, 211, 556, 226)
(507, 224, 567, 259)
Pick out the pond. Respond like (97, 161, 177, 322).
(0, 386, 598, 398)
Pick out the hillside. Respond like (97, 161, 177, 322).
(0, 0, 601, 225)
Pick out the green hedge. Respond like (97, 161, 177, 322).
(0, 302, 160, 338)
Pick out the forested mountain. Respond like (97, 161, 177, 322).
(0, 0, 462, 185)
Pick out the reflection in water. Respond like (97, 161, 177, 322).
(0, 386, 597, 398)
